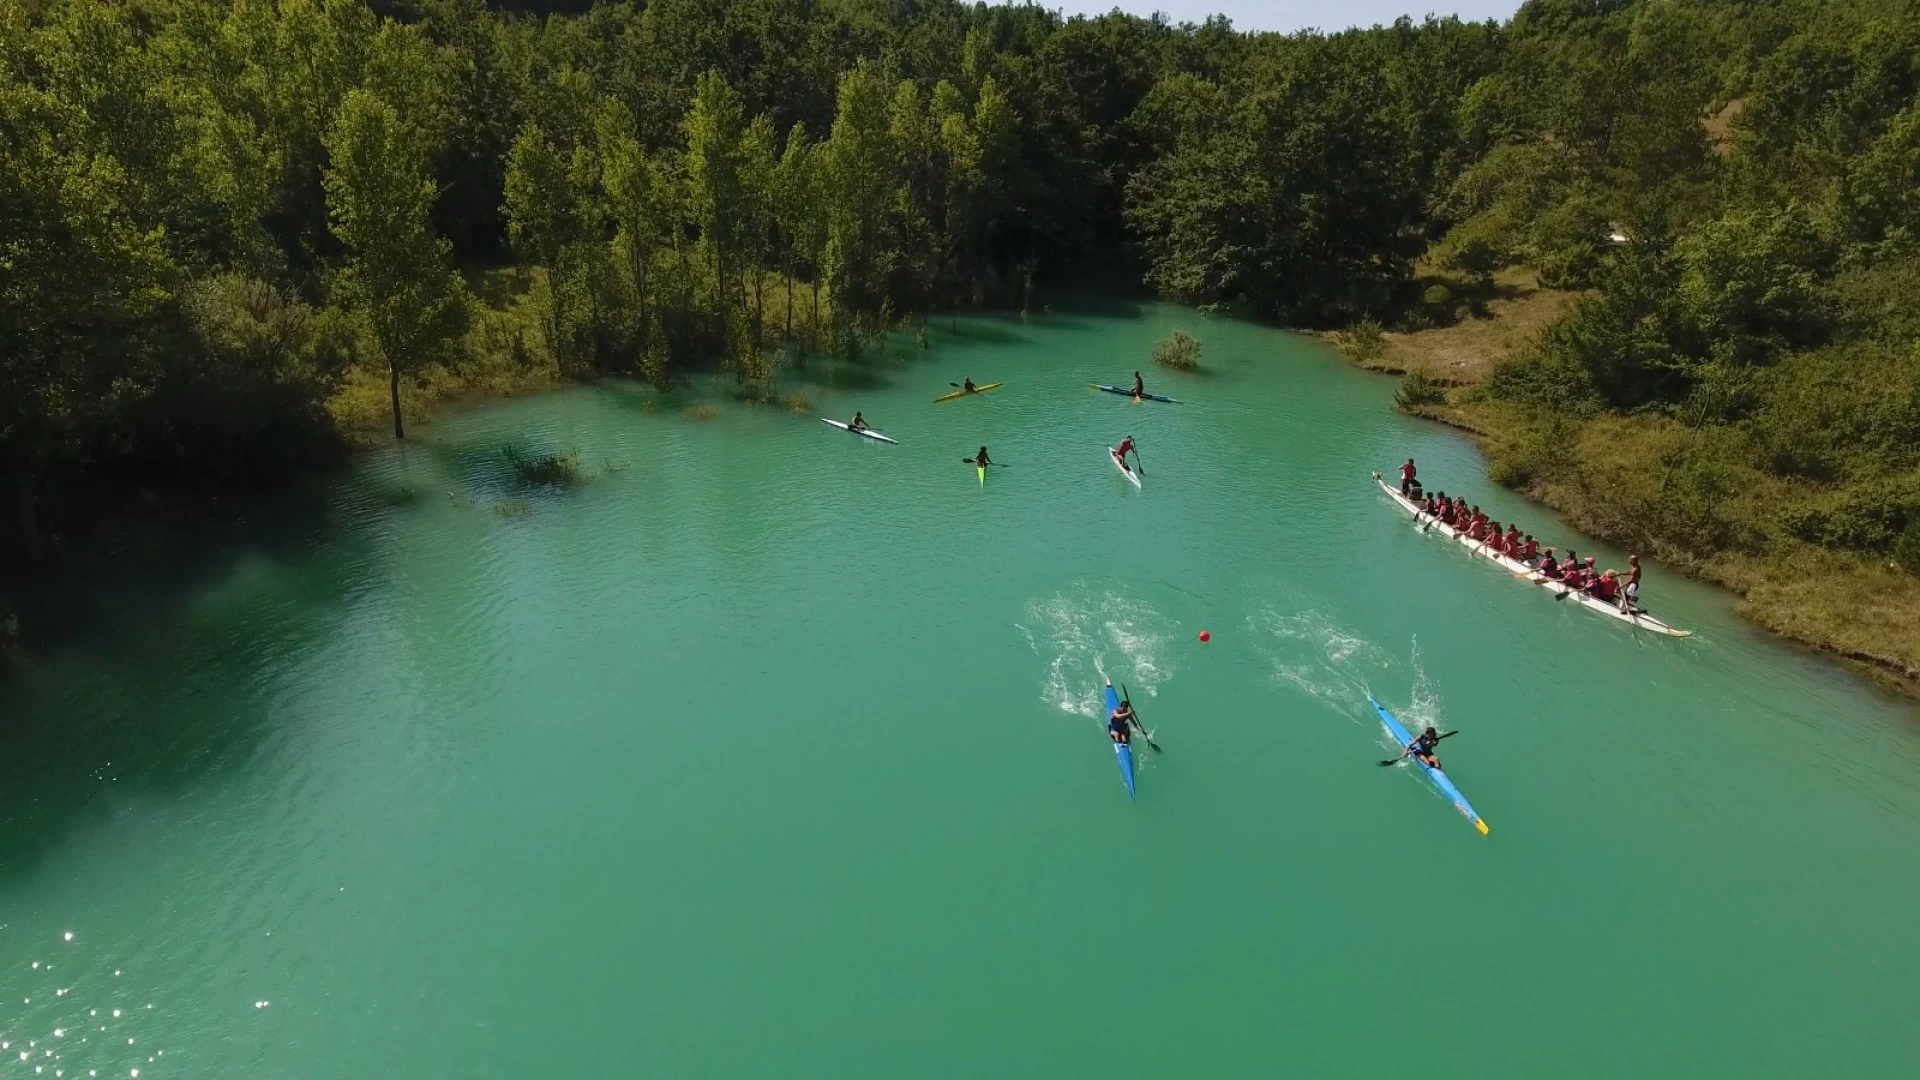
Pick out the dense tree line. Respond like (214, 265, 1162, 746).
(6, 0, 1920, 593)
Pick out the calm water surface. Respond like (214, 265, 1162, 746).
(4, 300, 1919, 1077)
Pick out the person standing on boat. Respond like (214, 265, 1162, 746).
(1114, 434, 1138, 469)
(1621, 555, 1642, 613)
(1400, 458, 1418, 496)
(1132, 371, 1146, 398)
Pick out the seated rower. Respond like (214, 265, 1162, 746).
(962, 377, 977, 393)
(1109, 694, 1145, 747)
(1539, 548, 1563, 579)
(1519, 534, 1538, 562)
(1504, 525, 1522, 553)
(1404, 725, 1457, 770)
(849, 411, 871, 432)
(1589, 569, 1620, 603)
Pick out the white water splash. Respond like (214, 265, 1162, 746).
(1017, 585, 1176, 720)
(1245, 602, 1393, 715)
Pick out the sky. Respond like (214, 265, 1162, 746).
(1018, 1, 1525, 34)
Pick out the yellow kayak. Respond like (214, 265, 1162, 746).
(933, 382, 1003, 403)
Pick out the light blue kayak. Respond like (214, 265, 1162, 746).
(1105, 682, 1136, 801)
(1371, 698, 1488, 835)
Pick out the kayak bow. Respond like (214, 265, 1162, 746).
(934, 382, 1004, 403)
(1105, 682, 1137, 800)
(1371, 698, 1487, 835)
(1092, 383, 1182, 404)
(977, 462, 986, 487)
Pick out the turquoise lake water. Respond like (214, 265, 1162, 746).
(4, 299, 1919, 1077)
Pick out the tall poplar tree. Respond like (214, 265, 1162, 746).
(321, 88, 466, 440)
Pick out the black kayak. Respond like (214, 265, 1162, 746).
(1092, 383, 1182, 404)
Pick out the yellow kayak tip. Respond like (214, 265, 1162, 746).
(1474, 818, 1490, 836)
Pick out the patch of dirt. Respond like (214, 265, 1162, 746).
(1371, 269, 1579, 382)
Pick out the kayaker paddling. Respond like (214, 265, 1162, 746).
(1109, 694, 1145, 748)
(1402, 725, 1457, 770)
(848, 411, 871, 432)
(1372, 698, 1488, 835)
(1114, 435, 1138, 467)
(968, 446, 993, 467)
(962, 377, 977, 393)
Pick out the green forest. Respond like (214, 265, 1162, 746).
(5, 0, 1920, 673)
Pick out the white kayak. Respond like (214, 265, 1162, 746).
(1110, 447, 1141, 488)
(1374, 477, 1690, 637)
(822, 418, 897, 444)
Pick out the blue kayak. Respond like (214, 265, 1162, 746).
(1371, 698, 1488, 835)
(1092, 383, 1183, 404)
(1105, 682, 1137, 801)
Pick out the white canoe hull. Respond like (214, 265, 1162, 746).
(1374, 478, 1690, 638)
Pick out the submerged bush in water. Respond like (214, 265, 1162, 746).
(1153, 328, 1203, 370)
(503, 443, 582, 484)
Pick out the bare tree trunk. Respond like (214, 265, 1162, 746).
(389, 359, 406, 440)
(785, 258, 795, 341)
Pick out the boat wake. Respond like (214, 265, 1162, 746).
(1245, 602, 1390, 717)
(1244, 600, 1451, 738)
(1017, 585, 1175, 721)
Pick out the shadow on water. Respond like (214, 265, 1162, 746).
(0, 477, 364, 885)
(1042, 293, 1148, 320)
(925, 318, 1029, 346)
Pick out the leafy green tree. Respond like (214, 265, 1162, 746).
(821, 64, 896, 322)
(685, 70, 748, 360)
(0, 77, 170, 556)
(322, 88, 467, 439)
(598, 101, 674, 380)
(772, 121, 823, 340)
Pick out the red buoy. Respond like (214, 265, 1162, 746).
(1198, 630, 1211, 643)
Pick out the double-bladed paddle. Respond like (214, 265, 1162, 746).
(1121, 683, 1161, 752)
